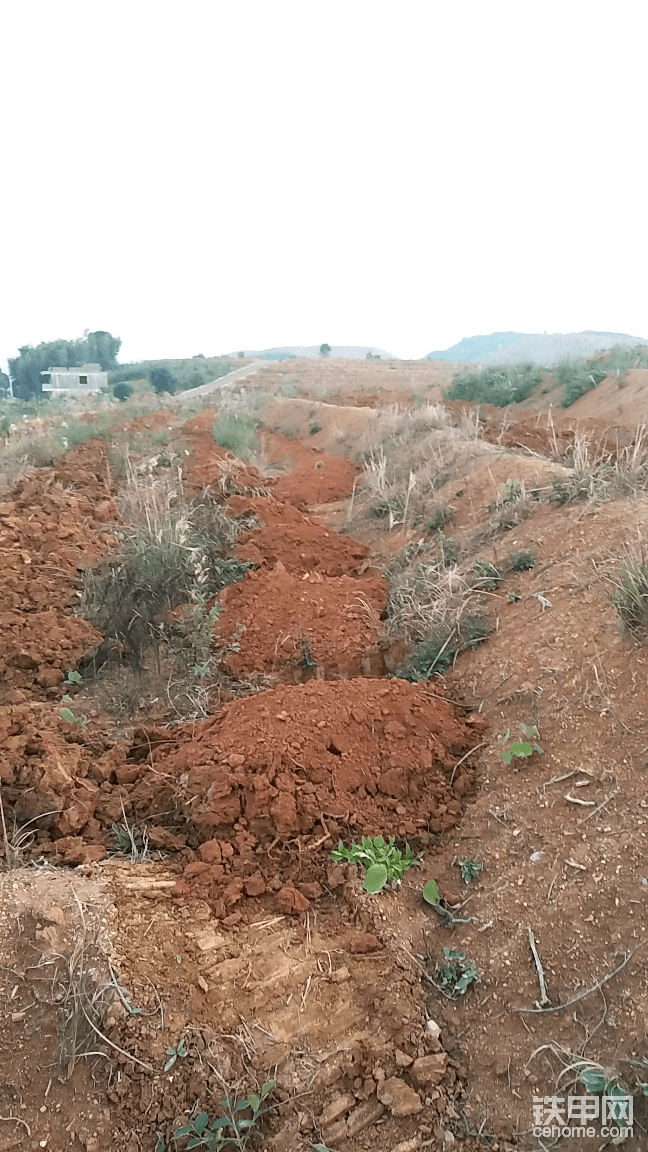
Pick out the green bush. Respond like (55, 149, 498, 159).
(398, 613, 490, 680)
(508, 550, 536, 572)
(555, 359, 607, 407)
(113, 382, 133, 402)
(447, 363, 541, 407)
(83, 504, 249, 664)
(603, 344, 648, 374)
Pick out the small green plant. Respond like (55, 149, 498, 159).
(497, 478, 523, 505)
(568, 1057, 630, 1117)
(330, 836, 421, 893)
(507, 549, 536, 571)
(459, 858, 482, 884)
(426, 505, 453, 533)
(65, 670, 83, 686)
(164, 1036, 189, 1072)
(547, 476, 572, 505)
(473, 559, 503, 589)
(433, 948, 479, 998)
(59, 707, 88, 728)
(111, 821, 151, 861)
(422, 880, 475, 925)
(501, 723, 543, 764)
(436, 531, 459, 567)
(174, 1080, 275, 1149)
(398, 613, 491, 682)
(309, 421, 321, 435)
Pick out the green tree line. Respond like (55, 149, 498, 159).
(9, 331, 121, 398)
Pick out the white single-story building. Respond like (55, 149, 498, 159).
(41, 363, 107, 393)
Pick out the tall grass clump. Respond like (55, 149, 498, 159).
(610, 552, 648, 639)
(382, 541, 491, 679)
(83, 481, 250, 664)
(447, 364, 541, 407)
(212, 410, 259, 458)
(555, 359, 607, 407)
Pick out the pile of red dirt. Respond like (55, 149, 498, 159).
(150, 677, 482, 917)
(0, 442, 117, 700)
(236, 519, 370, 576)
(2, 679, 482, 922)
(214, 567, 388, 680)
(0, 701, 122, 854)
(180, 409, 272, 495)
(273, 453, 359, 506)
(225, 492, 309, 525)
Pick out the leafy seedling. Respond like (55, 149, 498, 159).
(65, 670, 83, 686)
(432, 948, 479, 999)
(507, 549, 536, 572)
(164, 1036, 188, 1071)
(59, 707, 88, 728)
(193, 662, 210, 678)
(174, 1080, 275, 1149)
(501, 723, 543, 764)
(422, 880, 475, 926)
(331, 835, 421, 893)
(570, 1058, 630, 1117)
(459, 858, 483, 884)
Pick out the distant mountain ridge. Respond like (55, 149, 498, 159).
(426, 330, 648, 365)
(234, 345, 396, 361)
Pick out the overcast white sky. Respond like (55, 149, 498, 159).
(1, 0, 646, 369)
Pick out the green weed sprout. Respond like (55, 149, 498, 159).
(501, 723, 543, 764)
(459, 858, 482, 884)
(164, 1037, 188, 1072)
(174, 1079, 275, 1150)
(65, 670, 83, 686)
(59, 707, 88, 729)
(433, 948, 479, 999)
(330, 836, 421, 893)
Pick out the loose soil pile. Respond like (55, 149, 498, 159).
(154, 677, 480, 916)
(236, 518, 371, 575)
(0, 441, 117, 701)
(214, 568, 388, 679)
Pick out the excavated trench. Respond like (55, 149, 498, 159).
(0, 429, 483, 922)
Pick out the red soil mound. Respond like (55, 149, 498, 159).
(184, 438, 270, 495)
(156, 677, 481, 916)
(0, 442, 117, 700)
(273, 454, 359, 506)
(214, 567, 388, 680)
(225, 493, 307, 525)
(237, 520, 370, 576)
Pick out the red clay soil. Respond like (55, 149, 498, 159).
(4, 679, 481, 923)
(214, 566, 388, 680)
(0, 700, 121, 846)
(153, 677, 481, 916)
(184, 436, 271, 496)
(273, 452, 359, 506)
(464, 402, 640, 458)
(236, 519, 370, 576)
(0, 442, 117, 701)
(225, 492, 309, 525)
